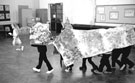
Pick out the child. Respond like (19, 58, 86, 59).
(79, 57, 98, 72)
(111, 46, 135, 71)
(111, 48, 125, 70)
(9, 24, 24, 51)
(65, 64, 74, 72)
(120, 46, 134, 71)
(58, 53, 74, 72)
(94, 52, 112, 74)
(32, 45, 54, 74)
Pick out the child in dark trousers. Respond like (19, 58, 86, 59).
(94, 52, 112, 74)
(79, 57, 98, 72)
(121, 46, 134, 70)
(60, 54, 74, 72)
(32, 45, 54, 74)
(112, 46, 134, 71)
(112, 48, 124, 70)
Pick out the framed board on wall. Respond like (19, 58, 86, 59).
(124, 8, 135, 17)
(0, 5, 10, 21)
(109, 11, 119, 20)
(96, 4, 135, 24)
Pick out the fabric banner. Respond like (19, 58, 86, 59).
(29, 22, 51, 45)
(53, 24, 135, 66)
(53, 28, 82, 66)
(30, 22, 135, 66)
(73, 25, 135, 58)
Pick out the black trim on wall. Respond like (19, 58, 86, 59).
(72, 24, 115, 30)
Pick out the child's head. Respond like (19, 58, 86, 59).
(11, 23, 19, 30)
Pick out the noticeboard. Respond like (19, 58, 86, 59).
(96, 4, 135, 24)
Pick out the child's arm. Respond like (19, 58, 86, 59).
(8, 32, 13, 36)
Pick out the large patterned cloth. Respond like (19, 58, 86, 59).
(30, 22, 135, 66)
(53, 24, 135, 66)
(29, 22, 51, 45)
(53, 27, 82, 66)
(73, 25, 135, 58)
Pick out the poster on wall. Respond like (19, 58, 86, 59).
(97, 7, 105, 14)
(100, 14, 106, 21)
(124, 8, 135, 17)
(109, 11, 119, 20)
(5, 5, 10, 11)
(6, 13, 10, 19)
(0, 5, 4, 11)
(0, 13, 5, 19)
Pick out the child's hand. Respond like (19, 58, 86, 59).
(8, 32, 13, 36)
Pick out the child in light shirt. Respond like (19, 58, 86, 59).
(9, 24, 24, 51)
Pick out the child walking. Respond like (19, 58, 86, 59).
(94, 52, 112, 74)
(79, 57, 99, 72)
(120, 46, 134, 70)
(10, 24, 24, 51)
(32, 45, 54, 74)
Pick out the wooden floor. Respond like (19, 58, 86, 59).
(0, 34, 135, 83)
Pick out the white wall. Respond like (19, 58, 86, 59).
(69, 0, 95, 25)
(96, 0, 135, 5)
(39, 0, 96, 25)
(0, 0, 39, 25)
(39, 0, 62, 8)
(39, 0, 135, 26)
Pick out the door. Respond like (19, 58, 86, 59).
(50, 3, 63, 32)
(36, 9, 48, 23)
(18, 5, 29, 27)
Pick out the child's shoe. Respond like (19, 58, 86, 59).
(46, 69, 54, 74)
(104, 70, 112, 74)
(129, 65, 135, 71)
(79, 66, 87, 70)
(93, 70, 103, 74)
(129, 67, 135, 71)
(16, 48, 21, 51)
(65, 68, 70, 72)
(33, 67, 40, 72)
(21, 46, 24, 51)
(120, 64, 126, 70)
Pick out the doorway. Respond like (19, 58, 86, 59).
(49, 3, 63, 33)
(18, 5, 29, 27)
